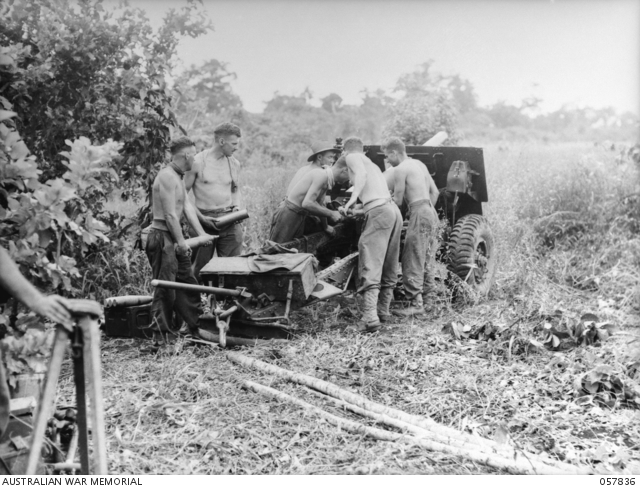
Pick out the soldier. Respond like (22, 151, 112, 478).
(0, 245, 74, 436)
(338, 137, 403, 332)
(269, 142, 344, 243)
(382, 137, 439, 315)
(185, 122, 245, 280)
(146, 137, 213, 338)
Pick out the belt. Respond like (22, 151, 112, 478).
(150, 219, 169, 231)
(408, 198, 433, 209)
(363, 198, 392, 214)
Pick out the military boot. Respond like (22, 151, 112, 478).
(361, 289, 381, 332)
(392, 294, 425, 317)
(422, 291, 437, 314)
(377, 287, 394, 323)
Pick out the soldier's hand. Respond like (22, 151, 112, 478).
(329, 210, 344, 224)
(33, 295, 74, 328)
(338, 206, 348, 217)
(323, 225, 336, 237)
(202, 233, 215, 247)
(204, 216, 219, 229)
(176, 240, 191, 256)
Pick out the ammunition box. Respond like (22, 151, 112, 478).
(104, 303, 153, 339)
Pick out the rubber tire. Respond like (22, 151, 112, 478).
(447, 214, 496, 295)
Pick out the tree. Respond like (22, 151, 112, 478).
(0, 0, 211, 195)
(0, 0, 212, 303)
(321, 93, 343, 114)
(384, 62, 460, 144)
(384, 93, 459, 145)
(173, 59, 242, 115)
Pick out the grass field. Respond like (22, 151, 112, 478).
(65, 142, 640, 474)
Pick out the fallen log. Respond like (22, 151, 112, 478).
(308, 388, 586, 475)
(228, 351, 591, 474)
(243, 380, 578, 475)
(194, 329, 287, 347)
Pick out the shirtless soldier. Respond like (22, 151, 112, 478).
(382, 137, 439, 315)
(270, 154, 346, 243)
(338, 137, 403, 332)
(147, 137, 213, 337)
(186, 122, 244, 280)
(270, 142, 343, 243)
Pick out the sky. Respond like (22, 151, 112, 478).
(121, 0, 639, 115)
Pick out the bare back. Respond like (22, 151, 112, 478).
(395, 157, 433, 205)
(286, 164, 319, 196)
(383, 167, 396, 194)
(152, 167, 186, 221)
(287, 168, 328, 207)
(346, 153, 390, 205)
(187, 149, 237, 211)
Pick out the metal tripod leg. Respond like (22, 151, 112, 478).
(71, 326, 89, 475)
(26, 299, 107, 475)
(78, 314, 107, 474)
(26, 327, 68, 475)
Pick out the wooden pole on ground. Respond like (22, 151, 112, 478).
(243, 380, 578, 475)
(228, 351, 592, 474)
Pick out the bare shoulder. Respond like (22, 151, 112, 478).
(310, 167, 328, 183)
(229, 154, 242, 168)
(395, 160, 410, 175)
(345, 153, 362, 166)
(157, 167, 179, 187)
(192, 153, 206, 173)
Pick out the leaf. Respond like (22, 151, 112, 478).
(0, 54, 13, 66)
(596, 329, 609, 342)
(529, 338, 545, 351)
(552, 335, 560, 348)
(584, 381, 600, 394)
(0, 110, 17, 122)
(580, 313, 599, 323)
(493, 424, 510, 445)
(598, 323, 618, 335)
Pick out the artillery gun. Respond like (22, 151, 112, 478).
(104, 136, 495, 345)
(294, 136, 496, 295)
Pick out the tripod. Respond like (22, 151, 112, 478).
(26, 299, 107, 475)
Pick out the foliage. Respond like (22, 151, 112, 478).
(0, 328, 55, 380)
(172, 59, 242, 134)
(0, 106, 122, 296)
(383, 61, 461, 145)
(384, 93, 459, 145)
(0, 0, 211, 197)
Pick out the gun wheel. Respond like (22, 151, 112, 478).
(447, 214, 496, 295)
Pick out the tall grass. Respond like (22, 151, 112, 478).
(483, 142, 640, 312)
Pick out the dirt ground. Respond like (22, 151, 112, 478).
(56, 290, 640, 475)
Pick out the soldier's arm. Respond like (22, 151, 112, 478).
(392, 166, 407, 208)
(0, 247, 72, 327)
(158, 171, 187, 249)
(384, 168, 395, 194)
(317, 189, 329, 230)
(344, 154, 366, 210)
(302, 173, 341, 222)
(185, 157, 208, 223)
(428, 177, 439, 206)
(183, 185, 207, 236)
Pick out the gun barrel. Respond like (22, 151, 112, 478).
(151, 279, 246, 297)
